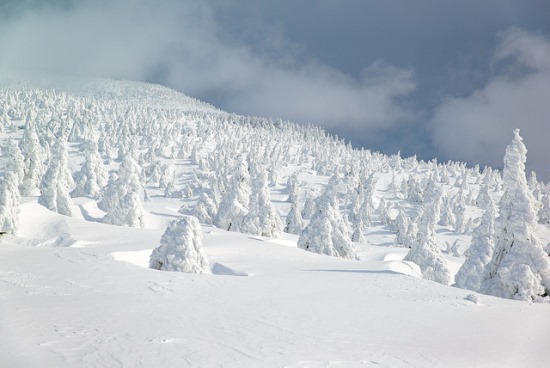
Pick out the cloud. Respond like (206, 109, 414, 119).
(0, 0, 204, 80)
(0, 0, 415, 132)
(430, 28, 550, 180)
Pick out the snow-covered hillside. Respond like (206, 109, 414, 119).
(1, 74, 549, 367)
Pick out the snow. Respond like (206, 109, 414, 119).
(1, 198, 549, 367)
(1, 75, 550, 367)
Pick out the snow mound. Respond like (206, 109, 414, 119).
(211, 262, 249, 276)
(112, 250, 152, 268)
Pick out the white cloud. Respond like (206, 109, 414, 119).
(430, 28, 550, 180)
(0, 0, 415, 131)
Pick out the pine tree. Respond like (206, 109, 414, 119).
(404, 188, 451, 284)
(5, 138, 25, 186)
(149, 216, 210, 273)
(455, 199, 496, 292)
(0, 171, 21, 234)
(480, 129, 550, 301)
(241, 168, 283, 238)
(377, 198, 392, 226)
(71, 141, 108, 199)
(101, 155, 145, 227)
(298, 192, 358, 259)
(214, 157, 250, 232)
(192, 192, 217, 225)
(301, 196, 315, 220)
(351, 220, 366, 244)
(438, 196, 456, 227)
(284, 201, 304, 235)
(20, 120, 45, 196)
(286, 172, 300, 203)
(38, 139, 77, 217)
(393, 208, 409, 246)
(475, 183, 492, 208)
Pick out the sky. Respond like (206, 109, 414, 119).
(0, 0, 549, 180)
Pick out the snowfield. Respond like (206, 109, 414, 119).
(1, 74, 550, 367)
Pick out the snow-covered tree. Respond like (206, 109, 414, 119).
(38, 139, 77, 216)
(104, 191, 144, 228)
(284, 201, 304, 235)
(480, 129, 550, 301)
(351, 220, 366, 244)
(360, 175, 377, 226)
(452, 193, 467, 234)
(298, 192, 358, 259)
(100, 155, 145, 227)
(71, 141, 108, 199)
(193, 192, 217, 225)
(454, 200, 496, 292)
(301, 195, 315, 220)
(0, 171, 21, 234)
(5, 138, 25, 186)
(476, 183, 492, 208)
(438, 196, 456, 227)
(241, 168, 283, 238)
(393, 208, 409, 246)
(214, 157, 250, 232)
(404, 188, 451, 284)
(149, 216, 210, 274)
(20, 120, 45, 196)
(286, 172, 300, 203)
(377, 198, 392, 226)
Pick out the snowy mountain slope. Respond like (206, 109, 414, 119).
(0, 71, 220, 112)
(1, 75, 550, 367)
(3, 201, 550, 368)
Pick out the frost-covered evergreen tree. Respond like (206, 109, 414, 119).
(5, 138, 25, 186)
(100, 155, 144, 227)
(298, 192, 357, 259)
(0, 171, 21, 234)
(377, 198, 392, 226)
(97, 172, 118, 212)
(360, 175, 377, 226)
(454, 200, 496, 292)
(105, 191, 144, 228)
(193, 192, 217, 225)
(393, 208, 409, 246)
(351, 220, 366, 244)
(20, 120, 45, 196)
(348, 188, 364, 225)
(149, 216, 210, 273)
(71, 141, 108, 199)
(405, 177, 424, 202)
(214, 157, 250, 232)
(438, 196, 456, 227)
(284, 201, 304, 235)
(301, 196, 315, 220)
(480, 129, 550, 301)
(286, 172, 300, 203)
(38, 139, 77, 216)
(475, 183, 492, 208)
(453, 194, 467, 234)
(404, 188, 451, 284)
(241, 168, 283, 238)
